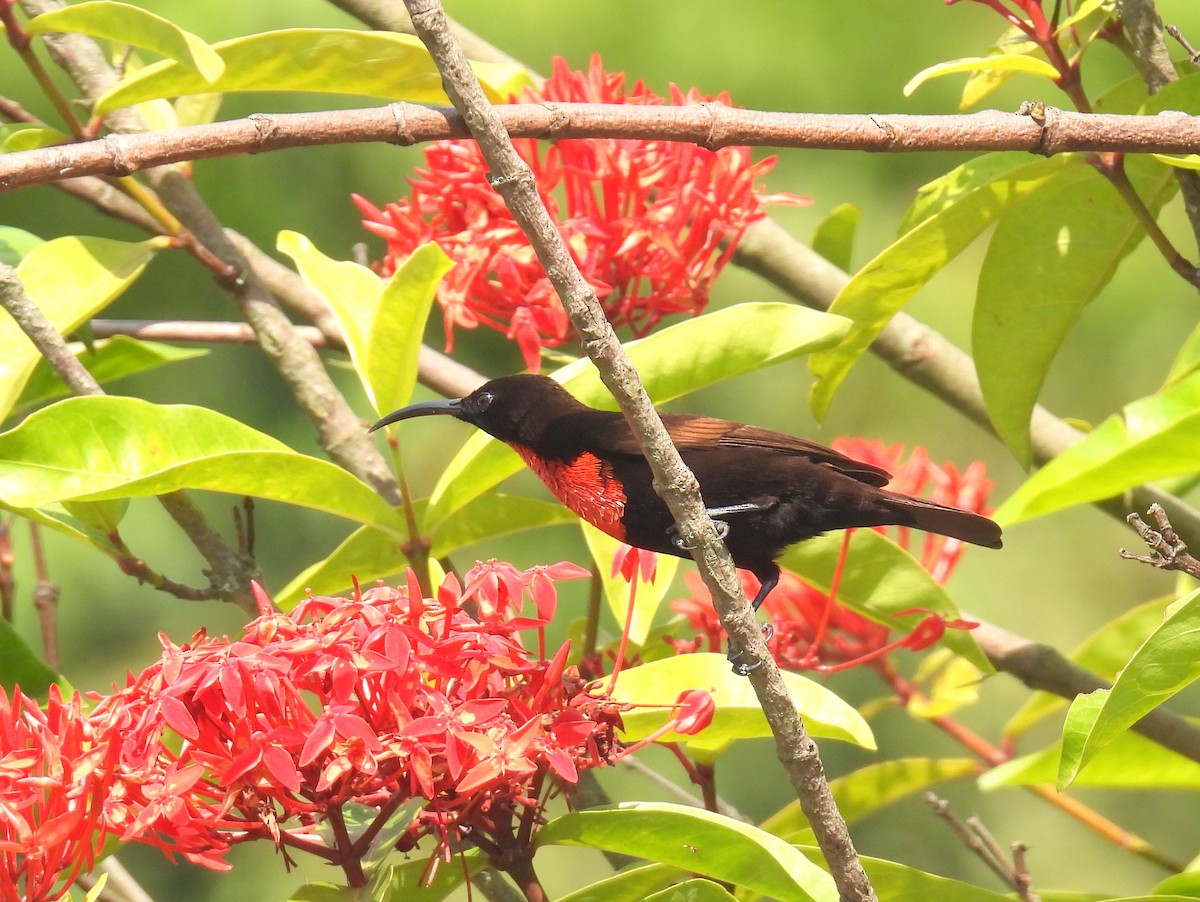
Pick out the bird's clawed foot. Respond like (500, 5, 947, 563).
(669, 518, 730, 551)
(727, 622, 774, 676)
(667, 501, 771, 552)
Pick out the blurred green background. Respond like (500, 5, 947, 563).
(5, 1, 1200, 898)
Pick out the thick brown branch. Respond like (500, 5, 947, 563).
(6, 104, 1200, 191)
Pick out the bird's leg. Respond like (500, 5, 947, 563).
(727, 562, 780, 676)
(667, 500, 773, 551)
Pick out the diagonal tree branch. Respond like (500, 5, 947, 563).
(399, 0, 876, 898)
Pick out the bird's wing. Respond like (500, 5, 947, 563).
(598, 414, 893, 488)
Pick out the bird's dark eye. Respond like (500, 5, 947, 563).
(466, 390, 494, 413)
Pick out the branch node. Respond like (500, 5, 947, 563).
(388, 102, 417, 145)
(699, 100, 721, 151)
(246, 113, 279, 152)
(102, 133, 133, 176)
(1120, 503, 1200, 579)
(539, 101, 569, 136)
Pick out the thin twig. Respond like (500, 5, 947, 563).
(1121, 503, 1200, 579)
(0, 262, 260, 611)
(925, 794, 1041, 902)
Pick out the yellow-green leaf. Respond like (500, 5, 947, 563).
(613, 653, 875, 759)
(94, 28, 533, 115)
(904, 55, 1060, 97)
(2, 236, 166, 420)
(0, 396, 404, 535)
(26, 1, 224, 82)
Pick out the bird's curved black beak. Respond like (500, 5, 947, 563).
(369, 397, 465, 433)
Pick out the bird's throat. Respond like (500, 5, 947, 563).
(510, 444, 628, 542)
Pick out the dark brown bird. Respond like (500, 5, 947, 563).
(371, 374, 1002, 610)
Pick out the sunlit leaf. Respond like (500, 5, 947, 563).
(974, 155, 1175, 465)
(26, 1, 224, 81)
(958, 28, 1040, 110)
(94, 28, 533, 115)
(809, 203, 858, 272)
(1058, 587, 1200, 788)
(278, 232, 451, 414)
(762, 758, 980, 843)
(848, 852, 1016, 902)
(3, 127, 70, 152)
(536, 802, 837, 902)
(808, 155, 1069, 421)
(984, 726, 1200, 790)
(423, 303, 850, 529)
(1, 236, 166, 420)
(996, 371, 1200, 524)
(17, 336, 207, 412)
(612, 653, 875, 759)
(556, 864, 687, 902)
(0, 397, 404, 535)
(1004, 597, 1167, 737)
(903, 54, 1060, 97)
(1153, 153, 1200, 171)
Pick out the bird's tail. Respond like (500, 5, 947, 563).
(881, 492, 1003, 549)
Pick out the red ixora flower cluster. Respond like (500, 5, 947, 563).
(670, 441, 992, 673)
(354, 54, 807, 371)
(1, 561, 656, 896)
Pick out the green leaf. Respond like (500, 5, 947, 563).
(535, 802, 838, 902)
(279, 232, 452, 416)
(1058, 587, 1200, 788)
(809, 203, 858, 272)
(3, 127, 70, 152)
(984, 726, 1200, 790)
(903, 54, 1060, 97)
(16, 336, 207, 413)
(25, 1, 225, 82)
(94, 28, 534, 115)
(0, 227, 42, 266)
(611, 653, 875, 759)
(81, 873, 108, 902)
(762, 758, 980, 843)
(287, 884, 352, 902)
(556, 864, 688, 902)
(1004, 597, 1167, 736)
(1154, 153, 1200, 171)
(778, 530, 993, 671)
(996, 371, 1200, 524)
(423, 303, 851, 528)
(273, 495, 574, 609)
(644, 880, 737, 902)
(581, 521, 678, 648)
(958, 29, 1041, 110)
(850, 852, 1016, 902)
(974, 155, 1176, 465)
(0, 397, 404, 535)
(2, 237, 166, 420)
(0, 617, 60, 695)
(808, 155, 1070, 421)
(363, 848, 484, 900)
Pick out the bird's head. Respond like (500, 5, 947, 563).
(369, 374, 588, 445)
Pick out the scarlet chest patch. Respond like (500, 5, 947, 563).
(511, 445, 627, 540)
